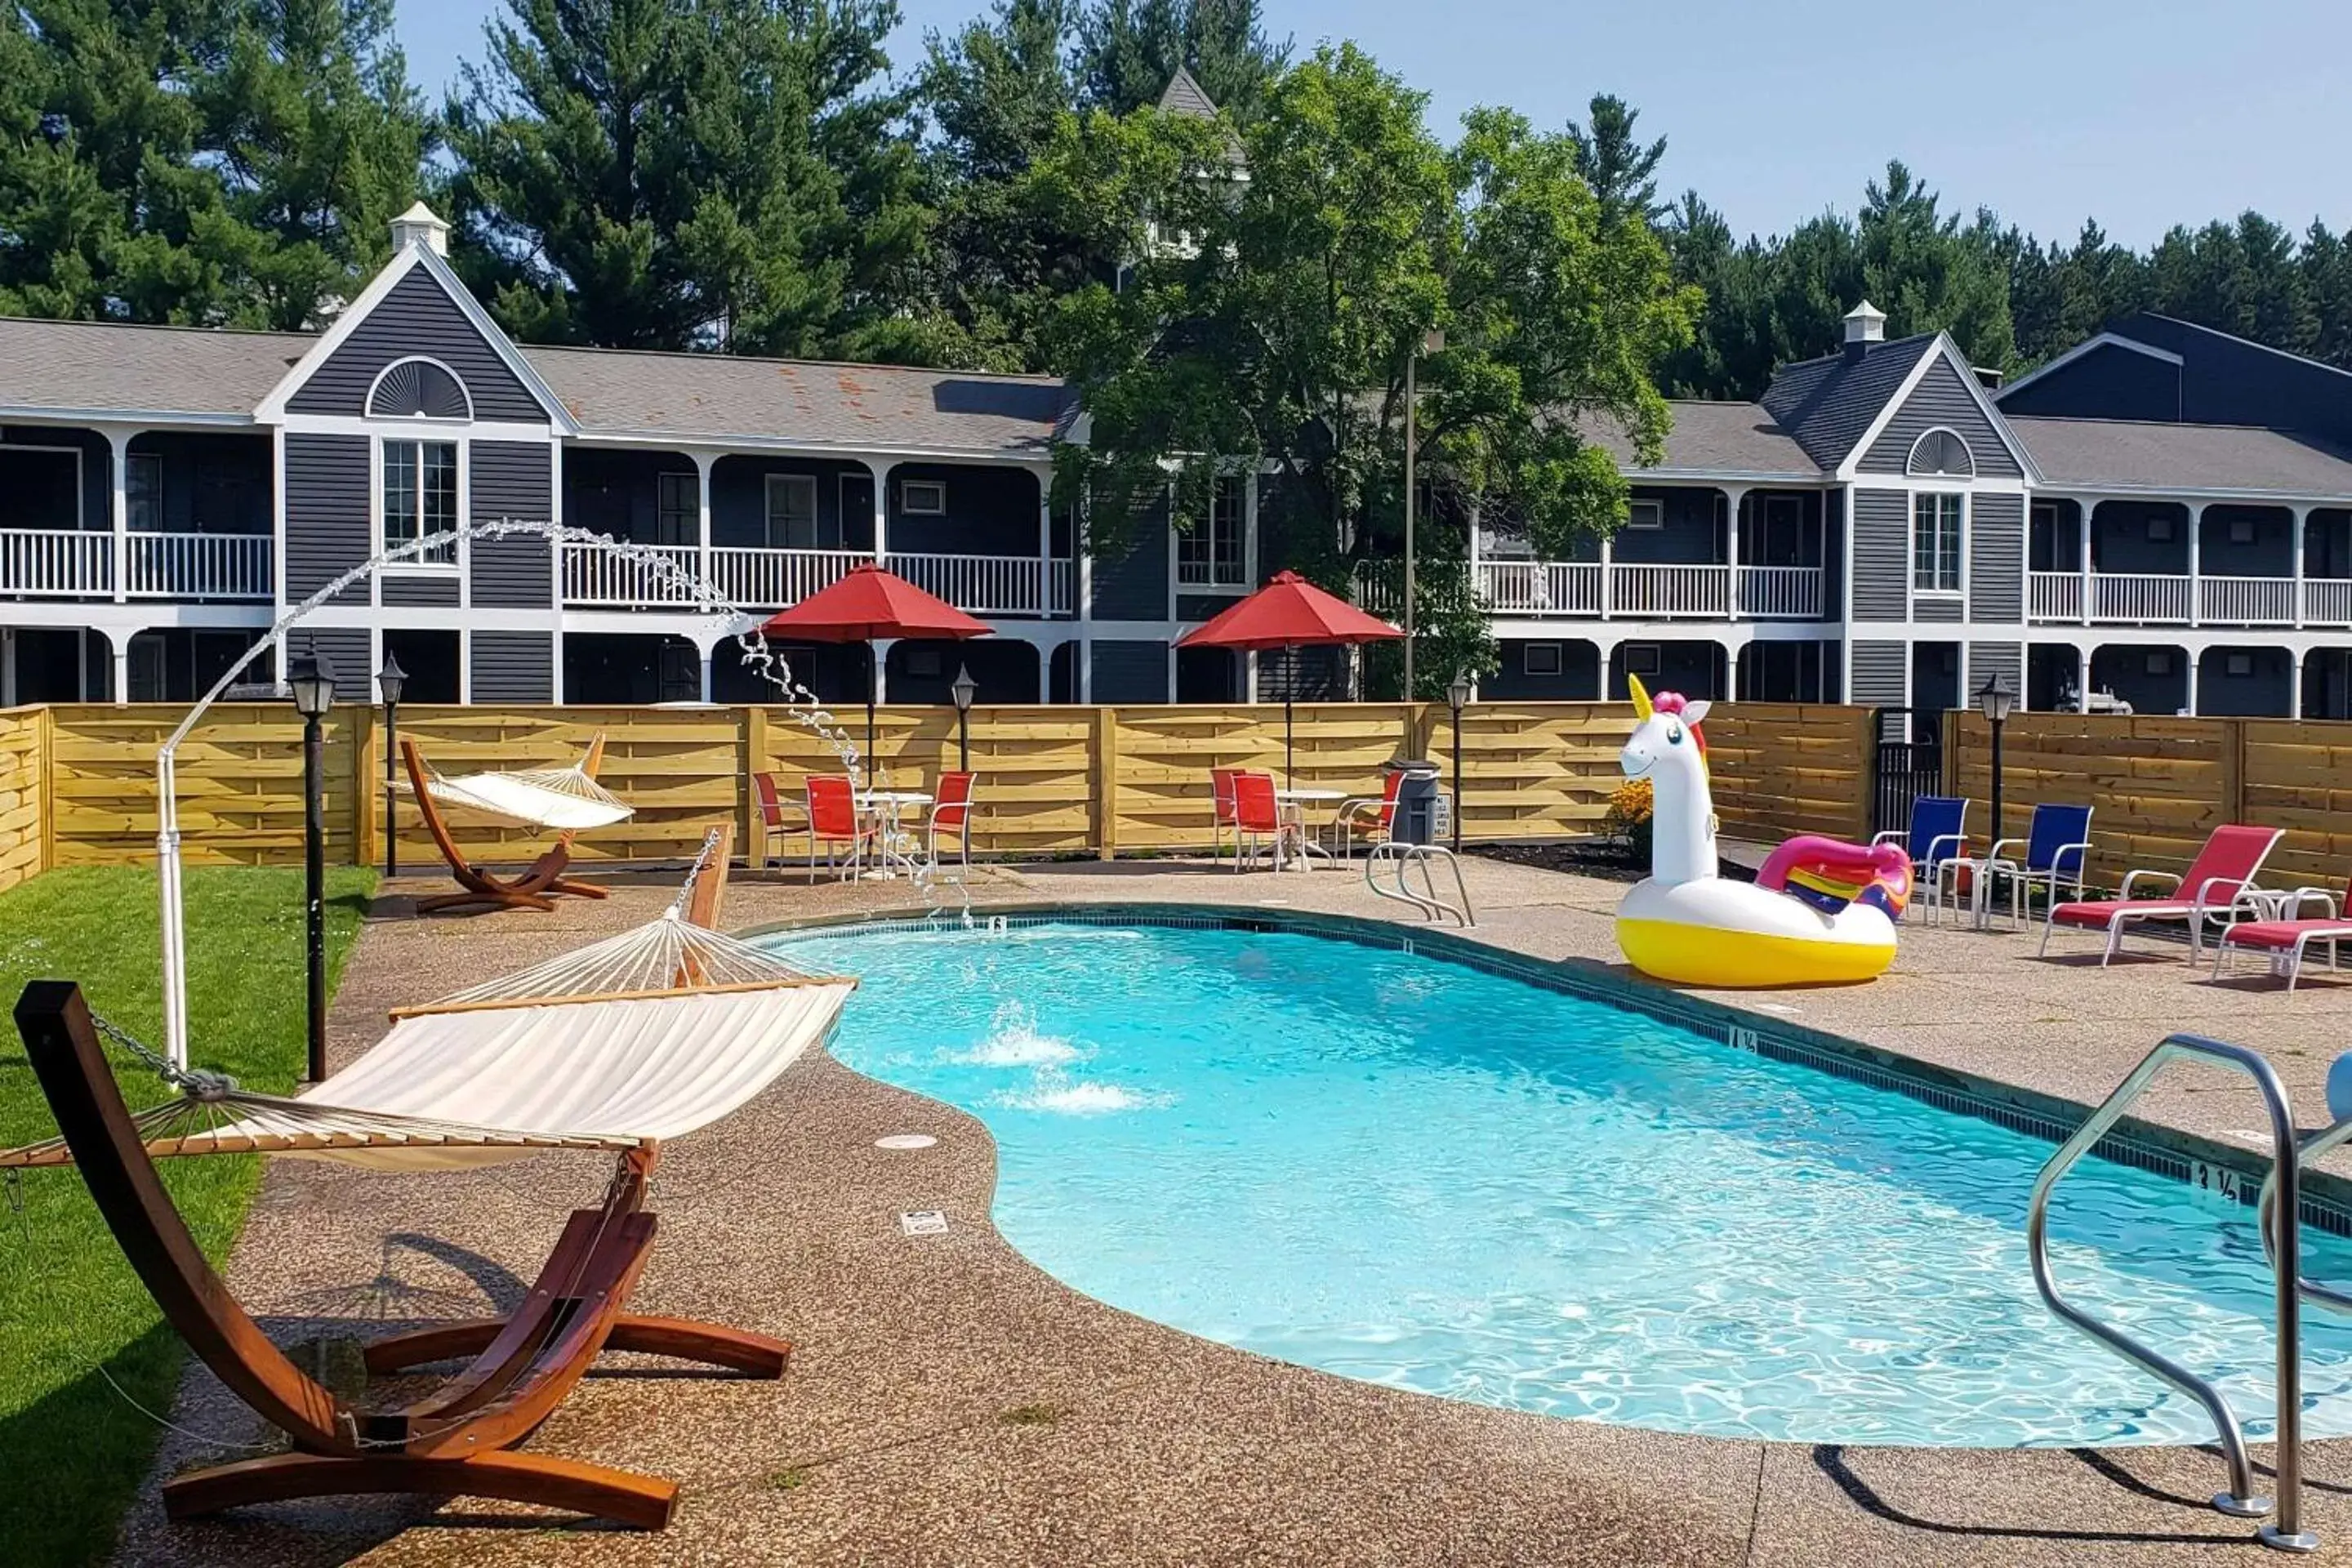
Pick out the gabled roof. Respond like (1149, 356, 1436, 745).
(2006, 416, 2352, 500)
(0, 318, 310, 422)
(1158, 67, 1218, 118)
(1577, 401, 1822, 479)
(1757, 334, 1937, 470)
(524, 345, 1070, 458)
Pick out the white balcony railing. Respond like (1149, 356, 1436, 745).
(890, 550, 1071, 616)
(2305, 578, 2352, 628)
(562, 542, 703, 607)
(125, 532, 271, 599)
(2199, 575, 2297, 626)
(1477, 560, 1601, 616)
(0, 528, 112, 596)
(2090, 572, 2194, 625)
(1735, 564, 1824, 618)
(1612, 563, 1733, 617)
(2028, 571, 2082, 622)
(710, 546, 866, 610)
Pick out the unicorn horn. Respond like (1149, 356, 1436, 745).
(1627, 673, 1653, 720)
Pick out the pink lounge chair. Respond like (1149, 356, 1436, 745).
(2212, 882, 2352, 991)
(2040, 824, 2283, 964)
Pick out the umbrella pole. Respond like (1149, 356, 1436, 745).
(866, 644, 879, 787)
(1285, 694, 1294, 788)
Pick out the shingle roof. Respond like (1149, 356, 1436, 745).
(0, 317, 309, 418)
(1758, 335, 1936, 469)
(1158, 67, 1218, 118)
(2007, 416, 2352, 498)
(521, 346, 1070, 457)
(1579, 401, 1822, 477)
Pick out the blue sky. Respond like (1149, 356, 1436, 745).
(394, 0, 2350, 249)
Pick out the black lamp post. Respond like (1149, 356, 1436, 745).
(1976, 669, 2016, 853)
(1446, 670, 1472, 854)
(376, 650, 405, 880)
(950, 662, 977, 773)
(288, 644, 336, 1084)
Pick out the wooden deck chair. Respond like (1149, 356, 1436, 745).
(402, 735, 612, 914)
(11, 980, 790, 1530)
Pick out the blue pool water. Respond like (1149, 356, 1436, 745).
(771, 918, 2352, 1446)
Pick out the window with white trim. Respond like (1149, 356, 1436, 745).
(900, 478, 947, 515)
(764, 474, 818, 548)
(381, 439, 458, 564)
(1523, 642, 1563, 676)
(1624, 643, 1662, 675)
(1905, 427, 1975, 478)
(1178, 477, 1245, 586)
(1625, 497, 1664, 530)
(656, 472, 697, 546)
(1912, 492, 1964, 593)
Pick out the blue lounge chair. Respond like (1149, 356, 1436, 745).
(1978, 803, 2095, 928)
(1873, 795, 1971, 923)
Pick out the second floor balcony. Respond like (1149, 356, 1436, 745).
(0, 528, 273, 602)
(1356, 559, 1825, 621)
(562, 543, 1075, 617)
(2027, 571, 2352, 629)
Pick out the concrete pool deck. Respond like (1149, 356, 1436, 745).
(110, 853, 2352, 1566)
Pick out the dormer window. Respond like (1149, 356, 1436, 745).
(1906, 427, 1975, 478)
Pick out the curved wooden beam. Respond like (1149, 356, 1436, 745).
(162, 1450, 677, 1530)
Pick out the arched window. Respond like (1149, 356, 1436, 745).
(1906, 426, 1975, 478)
(367, 357, 472, 421)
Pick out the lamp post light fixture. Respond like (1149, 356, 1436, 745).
(287, 644, 336, 1085)
(376, 651, 405, 880)
(1401, 326, 1444, 700)
(1446, 670, 1472, 854)
(1976, 670, 2016, 855)
(950, 662, 977, 773)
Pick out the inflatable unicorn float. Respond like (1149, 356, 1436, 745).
(1615, 676, 1913, 986)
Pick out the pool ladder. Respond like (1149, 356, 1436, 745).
(2028, 1033, 2328, 1552)
(1362, 843, 1474, 927)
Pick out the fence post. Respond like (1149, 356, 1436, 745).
(1093, 706, 1120, 860)
(1855, 705, 1880, 845)
(742, 705, 767, 863)
(354, 704, 377, 871)
(38, 706, 54, 875)
(2221, 717, 2247, 826)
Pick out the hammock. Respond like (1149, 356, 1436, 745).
(404, 740, 633, 831)
(1, 830, 852, 1172)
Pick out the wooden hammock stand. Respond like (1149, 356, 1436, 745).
(12, 973, 786, 1530)
(400, 734, 612, 915)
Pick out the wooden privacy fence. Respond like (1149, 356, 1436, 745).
(0, 700, 1869, 874)
(1946, 711, 2352, 889)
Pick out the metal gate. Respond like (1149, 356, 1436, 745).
(1871, 706, 1945, 838)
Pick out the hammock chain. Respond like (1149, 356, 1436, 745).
(91, 1013, 237, 1098)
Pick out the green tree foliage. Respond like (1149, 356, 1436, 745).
(0, 0, 427, 327)
(445, 0, 927, 355)
(1073, 0, 1286, 118)
(1036, 45, 1695, 693)
(1565, 92, 1666, 228)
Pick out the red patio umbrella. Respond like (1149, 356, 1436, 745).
(1176, 570, 1404, 782)
(759, 563, 991, 774)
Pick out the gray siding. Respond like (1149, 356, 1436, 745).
(1967, 642, 2021, 705)
(126, 432, 271, 535)
(1089, 639, 1169, 702)
(1859, 354, 2024, 478)
(2198, 645, 2294, 718)
(1914, 596, 1962, 623)
(472, 630, 554, 702)
(1850, 488, 1909, 621)
(1486, 639, 1601, 700)
(1850, 640, 1907, 704)
(1089, 497, 1170, 620)
(283, 432, 370, 603)
(471, 441, 554, 608)
(291, 627, 369, 689)
(1609, 486, 1722, 564)
(2, 425, 107, 532)
(287, 269, 547, 422)
(1969, 492, 2025, 621)
(1177, 592, 1245, 621)
(382, 575, 458, 607)
(1258, 644, 1347, 702)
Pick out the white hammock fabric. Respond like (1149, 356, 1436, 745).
(397, 912, 827, 1017)
(409, 755, 633, 831)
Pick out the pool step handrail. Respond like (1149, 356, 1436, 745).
(2256, 1111, 2352, 1318)
(2027, 1032, 2316, 1552)
(1362, 842, 1474, 928)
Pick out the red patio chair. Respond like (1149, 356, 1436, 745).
(1230, 770, 1290, 872)
(926, 770, 978, 872)
(751, 770, 810, 871)
(2041, 823, 2283, 964)
(805, 775, 877, 883)
(1209, 768, 1240, 858)
(2212, 877, 2352, 991)
(1335, 770, 1405, 858)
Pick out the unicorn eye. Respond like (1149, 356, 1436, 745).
(1665, 725, 1684, 745)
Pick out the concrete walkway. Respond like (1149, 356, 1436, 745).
(109, 853, 2352, 1566)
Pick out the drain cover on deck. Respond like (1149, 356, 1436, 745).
(875, 1134, 938, 1150)
(900, 1210, 949, 1236)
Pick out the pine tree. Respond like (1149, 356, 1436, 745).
(1565, 92, 1667, 228)
(1073, 0, 1286, 118)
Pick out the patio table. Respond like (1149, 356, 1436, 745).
(858, 790, 933, 880)
(1273, 787, 1347, 871)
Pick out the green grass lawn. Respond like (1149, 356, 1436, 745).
(0, 864, 374, 1568)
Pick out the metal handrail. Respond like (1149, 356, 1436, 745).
(2259, 1113, 2352, 1317)
(1362, 842, 1474, 928)
(2026, 1032, 2316, 1552)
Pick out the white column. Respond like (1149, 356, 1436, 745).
(1599, 532, 1614, 620)
(107, 427, 131, 604)
(1725, 639, 1740, 702)
(108, 630, 128, 706)
(2188, 503, 2204, 627)
(2, 629, 15, 706)
(2078, 498, 2094, 626)
(1243, 470, 1261, 588)
(1036, 467, 1053, 614)
(2187, 648, 2201, 716)
(694, 451, 716, 604)
(1466, 497, 1483, 611)
(1722, 486, 1748, 617)
(1245, 649, 1259, 702)
(872, 636, 893, 702)
(699, 649, 715, 702)
(2292, 646, 2306, 719)
(2292, 504, 2309, 630)
(866, 460, 894, 564)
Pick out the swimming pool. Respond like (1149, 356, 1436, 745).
(770, 915, 2352, 1447)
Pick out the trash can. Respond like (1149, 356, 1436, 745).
(1384, 759, 1444, 846)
